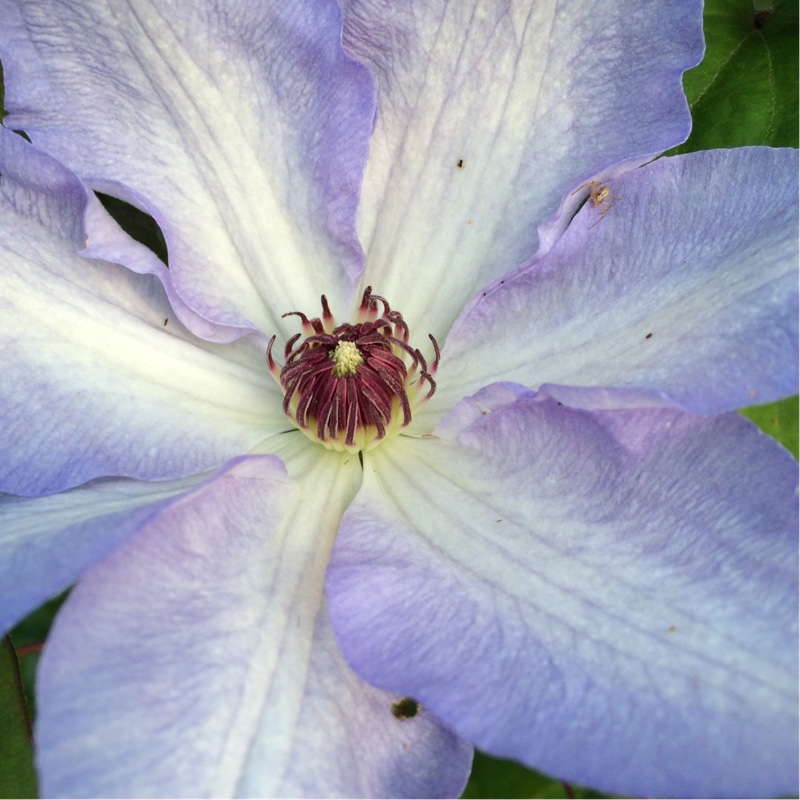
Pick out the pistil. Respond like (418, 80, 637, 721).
(331, 341, 365, 377)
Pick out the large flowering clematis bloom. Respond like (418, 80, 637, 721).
(1, 0, 798, 797)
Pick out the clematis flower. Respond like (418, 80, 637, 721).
(1, 0, 797, 798)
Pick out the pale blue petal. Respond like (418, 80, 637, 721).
(0, 474, 203, 634)
(437, 148, 799, 416)
(328, 391, 798, 798)
(36, 454, 471, 798)
(343, 0, 703, 338)
(0, 0, 376, 332)
(82, 187, 247, 343)
(0, 130, 283, 496)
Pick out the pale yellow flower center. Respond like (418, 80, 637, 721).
(331, 340, 364, 377)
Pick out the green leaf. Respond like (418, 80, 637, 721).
(9, 592, 70, 725)
(0, 637, 38, 799)
(741, 395, 799, 458)
(461, 752, 607, 799)
(96, 193, 169, 264)
(669, 0, 798, 153)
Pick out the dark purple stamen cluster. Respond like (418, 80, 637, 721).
(267, 287, 439, 451)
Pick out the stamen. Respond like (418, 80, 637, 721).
(267, 287, 438, 452)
